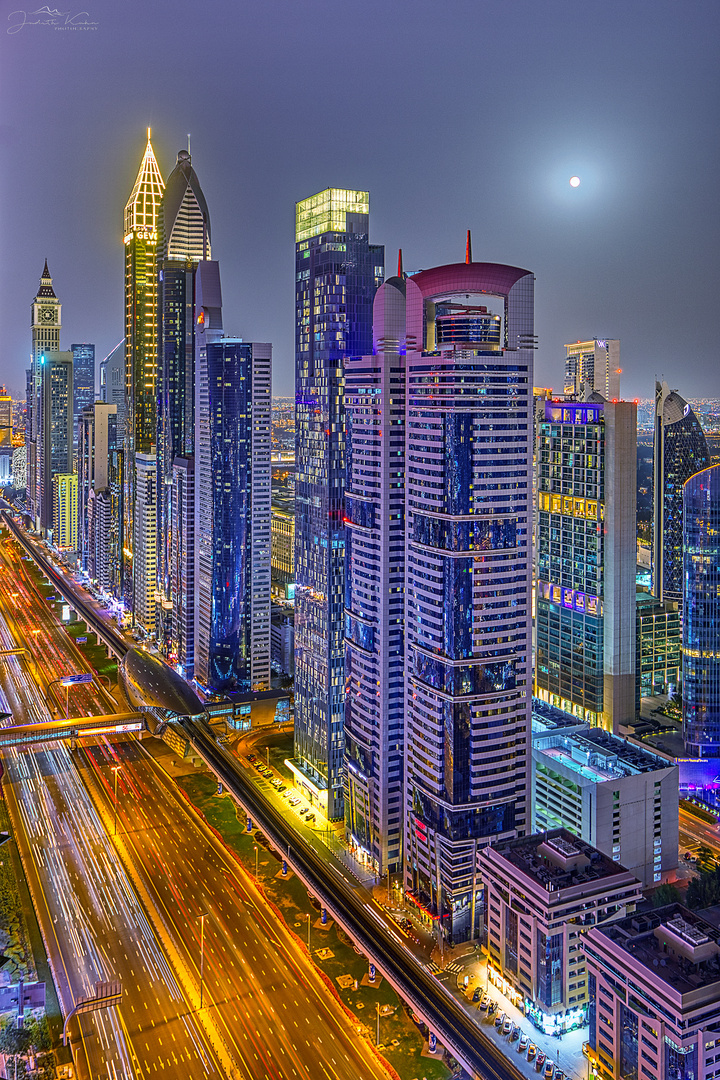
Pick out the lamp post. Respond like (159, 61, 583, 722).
(254, 844, 258, 878)
(376, 1001, 380, 1046)
(307, 912, 311, 950)
(198, 912, 207, 1009)
(111, 766, 120, 835)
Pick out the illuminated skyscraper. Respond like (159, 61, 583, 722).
(653, 380, 709, 605)
(535, 396, 637, 733)
(564, 339, 621, 400)
(194, 261, 272, 691)
(27, 262, 61, 526)
(683, 464, 720, 761)
(403, 255, 534, 943)
(123, 131, 164, 612)
(156, 149, 211, 657)
(37, 351, 74, 537)
(71, 343, 95, 439)
(294, 188, 384, 820)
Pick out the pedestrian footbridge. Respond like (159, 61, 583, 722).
(0, 712, 145, 749)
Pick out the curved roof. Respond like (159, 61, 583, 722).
(119, 648, 205, 717)
(410, 261, 532, 300)
(159, 150, 211, 257)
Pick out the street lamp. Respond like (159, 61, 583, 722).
(307, 912, 311, 950)
(254, 844, 258, 878)
(111, 766, 120, 835)
(198, 912, 208, 1009)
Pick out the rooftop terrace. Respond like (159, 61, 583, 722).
(491, 828, 629, 892)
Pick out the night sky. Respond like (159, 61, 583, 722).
(1, 0, 718, 400)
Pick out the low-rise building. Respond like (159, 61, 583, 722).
(584, 905, 720, 1080)
(532, 698, 679, 886)
(480, 829, 643, 1034)
(271, 610, 294, 676)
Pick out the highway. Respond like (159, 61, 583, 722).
(3, 508, 524, 1080)
(0, 527, 226, 1079)
(679, 807, 720, 860)
(78, 736, 394, 1080)
(0, 518, 395, 1080)
(181, 719, 524, 1080)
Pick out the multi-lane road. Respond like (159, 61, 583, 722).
(0, 519, 395, 1080)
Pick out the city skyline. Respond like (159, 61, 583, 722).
(1, 0, 719, 400)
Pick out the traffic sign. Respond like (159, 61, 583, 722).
(60, 673, 93, 686)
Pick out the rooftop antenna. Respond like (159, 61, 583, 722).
(465, 229, 473, 265)
(187, 133, 191, 154)
(147, 126, 151, 142)
(397, 248, 403, 278)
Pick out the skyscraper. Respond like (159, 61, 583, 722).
(53, 473, 77, 550)
(653, 380, 710, 605)
(403, 255, 535, 943)
(344, 274, 406, 875)
(78, 403, 117, 572)
(123, 132, 164, 612)
(0, 386, 12, 486)
(99, 340, 126, 431)
(194, 261, 272, 692)
(134, 451, 157, 634)
(564, 339, 621, 401)
(294, 188, 384, 820)
(71, 343, 95, 438)
(156, 149, 211, 657)
(28, 262, 61, 525)
(37, 351, 74, 537)
(535, 395, 637, 732)
(683, 464, 720, 760)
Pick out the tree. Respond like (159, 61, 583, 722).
(651, 883, 681, 907)
(686, 865, 720, 910)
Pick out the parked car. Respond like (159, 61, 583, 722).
(544, 1061, 555, 1080)
(502, 1017, 512, 1035)
(527, 1043, 537, 1060)
(494, 1012, 504, 1028)
(518, 1034, 528, 1052)
(306, 814, 316, 824)
(247, 754, 256, 762)
(535, 1051, 546, 1072)
(471, 987, 481, 1002)
(479, 995, 489, 1011)
(510, 1025, 520, 1041)
(487, 1001, 497, 1016)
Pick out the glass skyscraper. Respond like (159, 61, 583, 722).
(683, 464, 720, 759)
(402, 256, 535, 943)
(71, 343, 95, 439)
(156, 149, 211, 659)
(294, 188, 384, 820)
(194, 261, 272, 693)
(535, 396, 637, 733)
(653, 379, 710, 605)
(344, 276, 406, 875)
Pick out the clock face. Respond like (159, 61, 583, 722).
(41, 309, 54, 322)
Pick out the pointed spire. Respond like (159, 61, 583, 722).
(397, 249, 403, 279)
(465, 230, 473, 265)
(124, 131, 165, 234)
(37, 260, 56, 298)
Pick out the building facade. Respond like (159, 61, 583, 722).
(653, 380, 710, 605)
(78, 404, 117, 572)
(194, 260, 272, 693)
(133, 452, 157, 634)
(38, 351, 74, 538)
(99, 341, 126, 433)
(564, 339, 621, 400)
(402, 257, 534, 944)
(12, 446, 26, 491)
(71, 343, 95, 439)
(53, 473, 78, 551)
(683, 464, 720, 759)
(294, 188, 384, 820)
(535, 396, 637, 733)
(531, 699, 679, 886)
(344, 275, 407, 875)
(584, 906, 720, 1080)
(123, 132, 164, 613)
(27, 262, 62, 526)
(481, 830, 642, 1034)
(156, 149, 211, 657)
(636, 587, 681, 707)
(271, 509, 295, 587)
(171, 456, 195, 678)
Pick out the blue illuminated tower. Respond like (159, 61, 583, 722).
(683, 464, 720, 761)
(293, 189, 384, 821)
(71, 343, 95, 438)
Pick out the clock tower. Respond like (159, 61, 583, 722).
(27, 261, 62, 523)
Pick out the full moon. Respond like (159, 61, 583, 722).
(569, 176, 581, 187)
